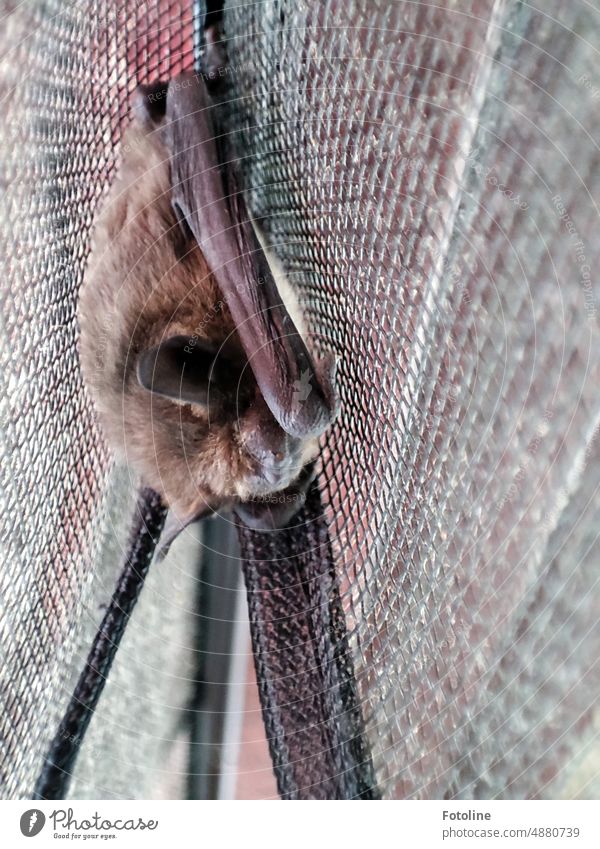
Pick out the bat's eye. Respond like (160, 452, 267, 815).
(136, 334, 231, 408)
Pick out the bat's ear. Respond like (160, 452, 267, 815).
(133, 81, 169, 130)
(164, 75, 340, 439)
(136, 334, 225, 408)
(156, 501, 216, 560)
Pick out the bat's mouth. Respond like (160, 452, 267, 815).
(157, 458, 316, 560)
(242, 453, 309, 496)
(233, 461, 316, 531)
(236, 390, 319, 496)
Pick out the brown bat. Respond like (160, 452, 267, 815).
(77, 74, 338, 551)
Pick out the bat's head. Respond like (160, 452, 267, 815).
(132, 322, 323, 539)
(78, 80, 338, 551)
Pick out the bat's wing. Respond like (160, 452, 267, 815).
(160, 75, 338, 439)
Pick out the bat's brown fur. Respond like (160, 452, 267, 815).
(78, 120, 317, 523)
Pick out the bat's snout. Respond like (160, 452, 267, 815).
(239, 399, 312, 495)
(233, 461, 317, 532)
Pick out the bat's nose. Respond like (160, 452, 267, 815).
(244, 440, 288, 480)
(239, 399, 304, 492)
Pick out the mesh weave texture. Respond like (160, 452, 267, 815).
(0, 0, 199, 800)
(221, 0, 600, 799)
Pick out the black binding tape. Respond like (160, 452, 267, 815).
(33, 488, 167, 800)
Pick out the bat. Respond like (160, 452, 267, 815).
(77, 73, 338, 552)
